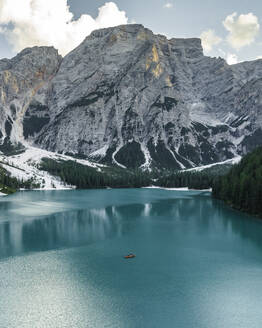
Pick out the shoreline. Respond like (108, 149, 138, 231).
(143, 186, 212, 192)
(1, 186, 213, 196)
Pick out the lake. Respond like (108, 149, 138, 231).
(1, 188, 262, 328)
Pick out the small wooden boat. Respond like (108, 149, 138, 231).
(124, 253, 136, 259)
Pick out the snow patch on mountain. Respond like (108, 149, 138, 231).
(112, 145, 126, 169)
(190, 103, 222, 127)
(184, 156, 242, 172)
(0, 146, 105, 190)
(89, 145, 109, 159)
(140, 143, 152, 170)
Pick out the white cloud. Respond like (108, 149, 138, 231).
(200, 29, 222, 53)
(223, 12, 260, 49)
(226, 53, 238, 65)
(164, 3, 173, 9)
(218, 48, 226, 57)
(0, 0, 128, 56)
(256, 55, 262, 60)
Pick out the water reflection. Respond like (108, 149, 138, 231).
(214, 200, 262, 249)
(0, 207, 125, 259)
(2, 190, 262, 328)
(0, 197, 205, 259)
(1, 192, 262, 260)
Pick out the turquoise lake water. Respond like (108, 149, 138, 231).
(1, 188, 262, 328)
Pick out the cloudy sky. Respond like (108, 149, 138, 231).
(0, 0, 262, 65)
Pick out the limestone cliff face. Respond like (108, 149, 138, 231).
(1, 24, 262, 168)
(0, 47, 62, 152)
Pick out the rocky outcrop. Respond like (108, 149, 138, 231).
(1, 24, 262, 169)
(0, 47, 62, 154)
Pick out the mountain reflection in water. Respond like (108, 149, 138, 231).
(0, 207, 124, 258)
(0, 190, 262, 260)
(0, 195, 211, 259)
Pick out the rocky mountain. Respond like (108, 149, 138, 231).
(0, 46, 62, 154)
(0, 24, 262, 170)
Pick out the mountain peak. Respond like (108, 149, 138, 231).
(0, 24, 262, 170)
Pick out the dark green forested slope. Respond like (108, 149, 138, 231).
(0, 165, 39, 194)
(39, 158, 151, 189)
(40, 158, 225, 190)
(157, 162, 233, 189)
(212, 147, 262, 217)
(157, 171, 213, 189)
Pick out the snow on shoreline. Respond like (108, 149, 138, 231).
(0, 146, 105, 190)
(143, 186, 212, 192)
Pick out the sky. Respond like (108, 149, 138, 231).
(0, 0, 262, 65)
